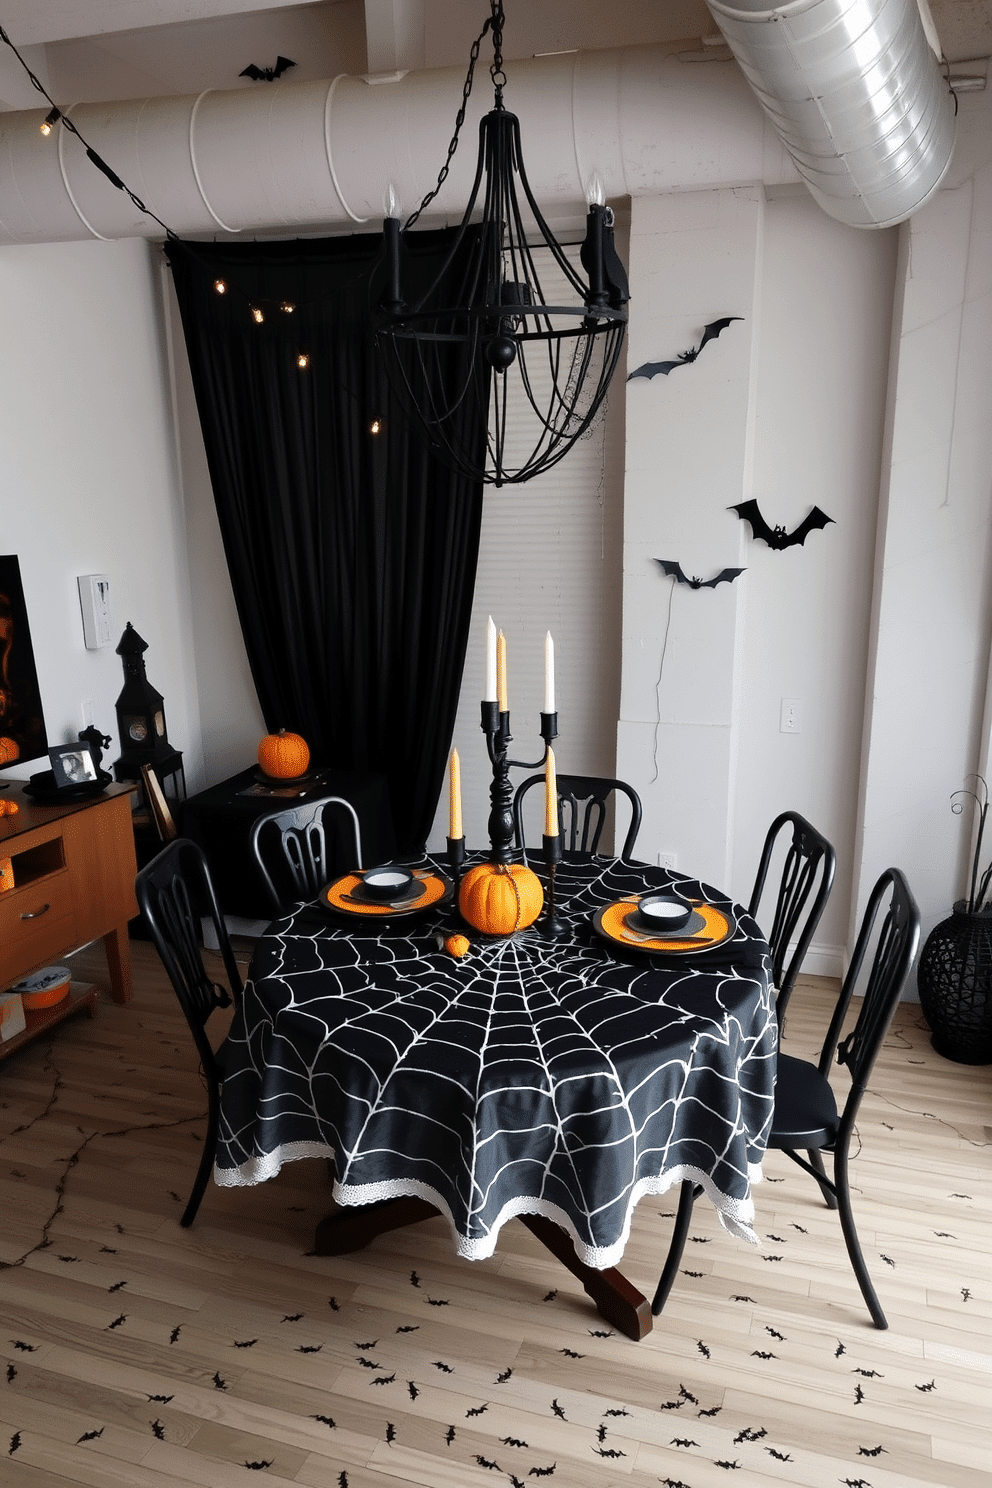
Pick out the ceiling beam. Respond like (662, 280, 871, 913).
(363, 0, 424, 73)
(0, 0, 311, 47)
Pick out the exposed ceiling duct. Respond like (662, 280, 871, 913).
(703, 0, 957, 227)
(0, 0, 956, 246)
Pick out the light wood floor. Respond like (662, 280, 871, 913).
(1, 940, 989, 1488)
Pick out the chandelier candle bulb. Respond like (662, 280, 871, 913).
(449, 747, 462, 840)
(497, 630, 508, 713)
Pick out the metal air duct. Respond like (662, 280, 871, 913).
(704, 0, 956, 227)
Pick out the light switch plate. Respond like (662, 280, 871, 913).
(78, 574, 113, 649)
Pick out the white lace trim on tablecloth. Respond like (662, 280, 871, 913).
(215, 1146, 762, 1270)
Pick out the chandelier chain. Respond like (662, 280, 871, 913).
(403, 10, 496, 232)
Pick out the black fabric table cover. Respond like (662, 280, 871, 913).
(215, 854, 776, 1269)
(179, 765, 395, 918)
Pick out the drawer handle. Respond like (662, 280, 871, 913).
(20, 903, 51, 920)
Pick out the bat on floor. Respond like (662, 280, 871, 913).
(730, 500, 834, 550)
(240, 56, 296, 81)
(628, 317, 742, 379)
(657, 559, 745, 590)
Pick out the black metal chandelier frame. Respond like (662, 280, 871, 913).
(374, 0, 628, 487)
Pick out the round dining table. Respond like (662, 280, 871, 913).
(214, 851, 776, 1337)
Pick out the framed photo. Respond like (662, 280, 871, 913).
(141, 763, 177, 841)
(49, 741, 98, 789)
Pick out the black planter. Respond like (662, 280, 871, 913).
(917, 901, 992, 1064)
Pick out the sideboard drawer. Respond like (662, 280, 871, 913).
(0, 870, 75, 982)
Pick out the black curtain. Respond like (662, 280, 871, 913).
(165, 233, 486, 854)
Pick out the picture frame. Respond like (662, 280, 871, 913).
(49, 741, 98, 789)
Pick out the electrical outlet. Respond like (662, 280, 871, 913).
(657, 851, 677, 870)
(780, 697, 803, 734)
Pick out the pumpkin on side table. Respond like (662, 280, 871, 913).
(459, 860, 543, 936)
(258, 728, 310, 780)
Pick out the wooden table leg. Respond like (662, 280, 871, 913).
(309, 1198, 652, 1341)
(520, 1214, 653, 1341)
(102, 922, 132, 1004)
(310, 1196, 441, 1255)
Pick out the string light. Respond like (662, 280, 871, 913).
(213, 279, 228, 295)
(250, 306, 265, 324)
(296, 353, 310, 369)
(280, 301, 296, 314)
(369, 417, 383, 435)
(40, 107, 60, 136)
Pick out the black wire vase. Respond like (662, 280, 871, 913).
(917, 901, 992, 1064)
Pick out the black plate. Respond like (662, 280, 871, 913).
(253, 767, 318, 787)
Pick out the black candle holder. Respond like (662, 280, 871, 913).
(542, 831, 567, 936)
(446, 834, 466, 889)
(480, 701, 557, 863)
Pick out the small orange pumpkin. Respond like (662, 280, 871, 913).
(445, 933, 471, 958)
(0, 799, 19, 818)
(458, 861, 543, 936)
(258, 728, 310, 779)
(0, 736, 19, 765)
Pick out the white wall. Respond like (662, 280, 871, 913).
(0, 237, 202, 786)
(3, 84, 990, 997)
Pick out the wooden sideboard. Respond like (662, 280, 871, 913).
(0, 780, 138, 1005)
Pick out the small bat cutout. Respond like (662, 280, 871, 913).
(240, 56, 296, 81)
(629, 318, 742, 379)
(657, 560, 744, 590)
(730, 500, 834, 550)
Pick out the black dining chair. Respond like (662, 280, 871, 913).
(651, 866, 920, 1329)
(749, 810, 837, 1024)
(512, 773, 643, 861)
(249, 794, 364, 915)
(135, 837, 243, 1227)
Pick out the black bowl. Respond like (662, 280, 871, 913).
(361, 864, 415, 901)
(634, 892, 693, 934)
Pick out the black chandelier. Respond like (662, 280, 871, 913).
(374, 0, 629, 488)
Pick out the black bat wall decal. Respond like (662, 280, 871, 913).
(240, 56, 296, 81)
(628, 317, 742, 380)
(730, 500, 834, 550)
(657, 560, 745, 590)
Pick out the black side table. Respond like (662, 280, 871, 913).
(179, 765, 396, 918)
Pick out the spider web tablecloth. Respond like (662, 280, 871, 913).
(215, 855, 776, 1269)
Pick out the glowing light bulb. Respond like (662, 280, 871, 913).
(213, 279, 227, 295)
(251, 306, 265, 324)
(296, 353, 310, 369)
(40, 108, 60, 137)
(369, 417, 383, 436)
(280, 300, 295, 314)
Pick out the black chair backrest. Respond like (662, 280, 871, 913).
(249, 793, 363, 914)
(513, 772, 643, 860)
(818, 867, 920, 1107)
(748, 810, 837, 1018)
(135, 838, 243, 1073)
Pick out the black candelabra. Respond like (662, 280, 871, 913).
(480, 699, 557, 863)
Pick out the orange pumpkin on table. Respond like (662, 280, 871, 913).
(0, 736, 19, 765)
(458, 861, 543, 936)
(0, 799, 19, 818)
(258, 728, 310, 779)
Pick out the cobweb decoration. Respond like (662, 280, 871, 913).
(216, 856, 776, 1270)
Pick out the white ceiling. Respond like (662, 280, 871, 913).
(0, 3, 709, 109)
(3, 1, 987, 115)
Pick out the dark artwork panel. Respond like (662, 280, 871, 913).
(0, 555, 49, 767)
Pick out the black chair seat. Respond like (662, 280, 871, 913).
(770, 1054, 838, 1147)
